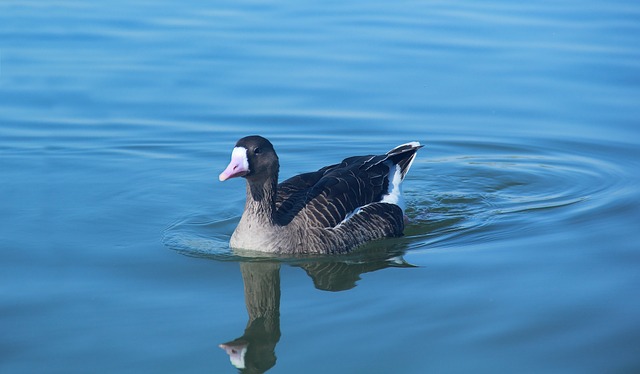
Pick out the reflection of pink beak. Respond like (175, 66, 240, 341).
(219, 147, 249, 181)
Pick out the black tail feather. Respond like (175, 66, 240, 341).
(386, 142, 423, 179)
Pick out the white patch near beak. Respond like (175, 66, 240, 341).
(219, 342, 248, 369)
(219, 147, 250, 181)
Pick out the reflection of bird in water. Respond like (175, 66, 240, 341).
(219, 251, 414, 372)
(298, 255, 414, 292)
(220, 261, 281, 373)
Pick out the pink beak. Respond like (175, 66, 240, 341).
(219, 147, 249, 181)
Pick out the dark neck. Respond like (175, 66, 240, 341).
(244, 174, 278, 224)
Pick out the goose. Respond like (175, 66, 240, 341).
(219, 135, 422, 254)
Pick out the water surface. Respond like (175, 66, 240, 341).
(2, 1, 640, 373)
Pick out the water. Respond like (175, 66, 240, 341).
(2, 1, 640, 373)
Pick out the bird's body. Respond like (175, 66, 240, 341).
(219, 136, 422, 254)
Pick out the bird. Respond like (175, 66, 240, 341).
(219, 135, 422, 255)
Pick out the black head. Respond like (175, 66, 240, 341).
(220, 135, 279, 183)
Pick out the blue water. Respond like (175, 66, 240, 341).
(2, 1, 640, 373)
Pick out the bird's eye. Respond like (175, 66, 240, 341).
(254, 147, 262, 154)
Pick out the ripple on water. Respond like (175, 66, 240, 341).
(162, 214, 238, 260)
(163, 136, 627, 260)
(403, 137, 626, 250)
